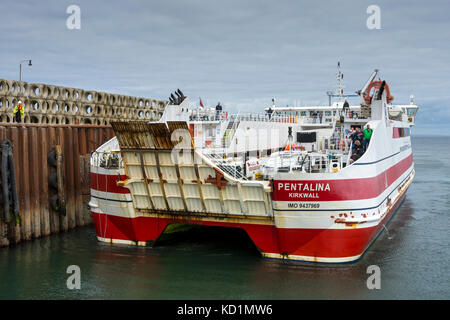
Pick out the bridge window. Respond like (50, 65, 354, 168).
(393, 127, 410, 138)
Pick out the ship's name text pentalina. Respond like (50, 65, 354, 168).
(277, 182, 331, 192)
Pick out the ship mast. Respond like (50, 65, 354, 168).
(335, 62, 345, 101)
(334, 62, 346, 143)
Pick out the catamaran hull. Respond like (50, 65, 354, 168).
(90, 166, 414, 263)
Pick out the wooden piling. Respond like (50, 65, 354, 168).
(56, 141, 68, 233)
(19, 127, 31, 240)
(78, 128, 91, 224)
(47, 126, 60, 234)
(72, 128, 84, 227)
(0, 127, 8, 246)
(9, 127, 21, 244)
(39, 127, 50, 237)
(29, 127, 41, 238)
(64, 127, 76, 230)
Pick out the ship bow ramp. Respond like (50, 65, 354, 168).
(105, 121, 277, 251)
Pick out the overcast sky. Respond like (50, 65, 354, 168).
(1, 0, 449, 135)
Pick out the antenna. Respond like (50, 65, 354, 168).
(335, 62, 345, 100)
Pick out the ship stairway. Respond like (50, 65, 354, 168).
(221, 118, 240, 148)
(335, 117, 342, 132)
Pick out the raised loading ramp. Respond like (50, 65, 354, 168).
(110, 121, 273, 219)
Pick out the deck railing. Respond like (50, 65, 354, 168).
(202, 151, 247, 180)
(189, 111, 300, 123)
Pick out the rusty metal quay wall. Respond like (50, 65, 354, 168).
(0, 123, 114, 247)
(0, 78, 167, 124)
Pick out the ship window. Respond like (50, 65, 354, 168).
(407, 108, 416, 116)
(325, 111, 331, 116)
(297, 132, 317, 143)
(393, 127, 410, 138)
(99, 153, 121, 169)
(301, 111, 307, 116)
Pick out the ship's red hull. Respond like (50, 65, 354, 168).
(92, 181, 408, 263)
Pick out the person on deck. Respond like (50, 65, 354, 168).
(266, 107, 273, 119)
(348, 127, 355, 139)
(355, 127, 364, 142)
(349, 127, 363, 151)
(350, 140, 365, 163)
(215, 102, 222, 120)
(363, 124, 373, 151)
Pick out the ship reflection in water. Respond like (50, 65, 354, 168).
(0, 137, 448, 299)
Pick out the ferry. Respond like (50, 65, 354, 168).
(89, 67, 418, 263)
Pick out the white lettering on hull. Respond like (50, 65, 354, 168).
(288, 193, 319, 199)
(278, 182, 331, 192)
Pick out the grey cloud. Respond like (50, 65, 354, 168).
(0, 0, 449, 135)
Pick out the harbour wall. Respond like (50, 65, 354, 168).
(0, 78, 168, 246)
(0, 123, 116, 246)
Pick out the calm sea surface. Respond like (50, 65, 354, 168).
(0, 136, 449, 299)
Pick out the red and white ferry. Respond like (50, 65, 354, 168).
(89, 68, 418, 263)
